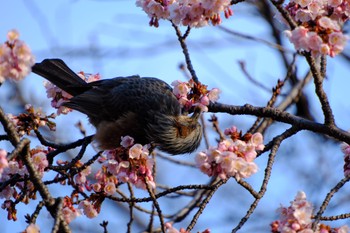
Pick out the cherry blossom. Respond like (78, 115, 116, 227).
(0, 149, 9, 178)
(171, 79, 220, 112)
(195, 127, 264, 180)
(90, 136, 155, 191)
(271, 191, 349, 233)
(7, 104, 56, 137)
(0, 30, 35, 83)
(284, 0, 349, 57)
(341, 142, 350, 176)
(136, 0, 233, 27)
(62, 197, 81, 224)
(78, 200, 98, 218)
(24, 223, 40, 233)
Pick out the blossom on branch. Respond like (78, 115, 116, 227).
(270, 191, 349, 233)
(24, 223, 40, 233)
(195, 126, 264, 180)
(92, 136, 155, 191)
(0, 146, 50, 220)
(284, 0, 349, 57)
(62, 197, 81, 224)
(0, 149, 9, 179)
(171, 79, 220, 112)
(341, 142, 350, 176)
(136, 0, 233, 27)
(0, 29, 35, 83)
(7, 104, 56, 137)
(78, 200, 98, 219)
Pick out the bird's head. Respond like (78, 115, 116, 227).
(146, 108, 203, 155)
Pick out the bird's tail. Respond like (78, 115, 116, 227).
(32, 59, 88, 96)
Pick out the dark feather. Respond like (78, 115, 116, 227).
(32, 59, 88, 96)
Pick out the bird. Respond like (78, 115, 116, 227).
(32, 59, 202, 155)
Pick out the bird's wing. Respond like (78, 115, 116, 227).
(64, 76, 180, 124)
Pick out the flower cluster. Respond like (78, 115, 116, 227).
(44, 71, 100, 115)
(24, 223, 40, 233)
(61, 196, 81, 224)
(195, 126, 264, 180)
(271, 191, 349, 233)
(172, 79, 220, 112)
(78, 200, 99, 219)
(165, 222, 210, 233)
(7, 104, 56, 137)
(284, 0, 349, 57)
(0, 146, 49, 221)
(0, 29, 35, 83)
(0, 149, 8, 179)
(94, 136, 155, 191)
(136, 0, 233, 27)
(72, 160, 92, 192)
(341, 142, 350, 176)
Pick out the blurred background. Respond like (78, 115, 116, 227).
(1, 1, 350, 232)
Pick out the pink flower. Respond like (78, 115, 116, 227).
(129, 144, 143, 159)
(337, 226, 350, 233)
(224, 126, 237, 136)
(295, 0, 313, 8)
(91, 183, 102, 192)
(104, 182, 116, 195)
(195, 128, 262, 180)
(286, 26, 310, 50)
(25, 223, 40, 233)
(137, 0, 232, 27)
(295, 9, 312, 22)
(329, 0, 343, 7)
(62, 206, 81, 224)
(78, 200, 98, 218)
(319, 43, 330, 55)
(0, 30, 35, 83)
(75, 173, 87, 185)
(77, 71, 101, 82)
(250, 132, 265, 151)
(308, 2, 323, 19)
(0, 149, 9, 176)
(329, 32, 347, 47)
(318, 16, 340, 31)
(284, 0, 348, 57)
(121, 135, 134, 148)
(100, 139, 154, 190)
(0, 186, 15, 200)
(172, 80, 190, 98)
(31, 151, 48, 174)
(271, 191, 349, 232)
(207, 88, 221, 102)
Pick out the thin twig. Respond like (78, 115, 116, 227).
(171, 22, 199, 84)
(146, 181, 165, 233)
(312, 176, 350, 230)
(186, 178, 227, 231)
(127, 183, 135, 233)
(304, 53, 335, 126)
(209, 103, 350, 144)
(157, 153, 196, 167)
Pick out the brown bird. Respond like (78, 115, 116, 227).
(32, 59, 202, 155)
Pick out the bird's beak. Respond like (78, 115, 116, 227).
(191, 107, 202, 121)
